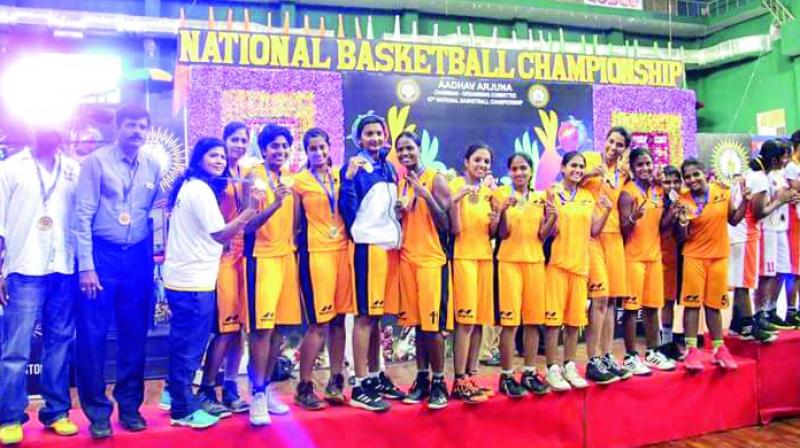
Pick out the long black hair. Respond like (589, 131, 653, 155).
(168, 137, 228, 209)
(750, 139, 789, 172)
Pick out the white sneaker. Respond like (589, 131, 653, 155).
(623, 353, 653, 376)
(562, 362, 588, 389)
(545, 364, 571, 392)
(645, 350, 677, 371)
(249, 392, 271, 426)
(267, 384, 290, 415)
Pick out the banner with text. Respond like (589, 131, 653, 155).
(178, 29, 684, 88)
(585, 0, 643, 11)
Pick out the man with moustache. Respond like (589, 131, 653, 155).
(73, 104, 162, 439)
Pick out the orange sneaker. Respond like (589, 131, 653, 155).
(451, 377, 488, 404)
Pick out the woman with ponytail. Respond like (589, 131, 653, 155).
(293, 128, 352, 410)
(747, 141, 798, 338)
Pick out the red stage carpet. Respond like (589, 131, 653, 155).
(19, 352, 767, 448)
(727, 329, 800, 424)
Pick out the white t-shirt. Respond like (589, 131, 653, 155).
(163, 178, 226, 291)
(0, 150, 80, 276)
(729, 170, 769, 243)
(764, 169, 789, 232)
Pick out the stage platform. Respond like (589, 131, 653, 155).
(727, 329, 800, 424)
(21, 350, 764, 448)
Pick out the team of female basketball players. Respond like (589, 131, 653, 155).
(163, 112, 800, 429)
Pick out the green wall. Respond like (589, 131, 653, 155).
(691, 8, 800, 134)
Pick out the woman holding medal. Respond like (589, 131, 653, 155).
(163, 137, 259, 429)
(581, 127, 638, 381)
(491, 152, 556, 397)
(393, 131, 452, 410)
(293, 128, 352, 410)
(748, 141, 796, 337)
(449, 143, 496, 403)
(196, 122, 252, 416)
(676, 159, 748, 370)
(241, 124, 301, 425)
(617, 149, 677, 374)
(544, 152, 611, 391)
(338, 113, 405, 412)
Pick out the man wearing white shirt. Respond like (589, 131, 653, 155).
(0, 129, 80, 445)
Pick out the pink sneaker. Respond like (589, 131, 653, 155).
(683, 347, 704, 372)
(712, 345, 738, 370)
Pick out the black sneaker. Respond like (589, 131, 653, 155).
(767, 311, 795, 330)
(752, 321, 779, 343)
(376, 372, 406, 400)
(324, 373, 347, 405)
(197, 386, 232, 418)
(603, 354, 633, 380)
(402, 372, 430, 404)
(428, 377, 448, 410)
(295, 381, 326, 411)
(520, 370, 550, 395)
(586, 357, 619, 385)
(658, 342, 685, 361)
(221, 380, 249, 413)
(498, 373, 528, 398)
(757, 313, 781, 333)
(479, 352, 501, 367)
(787, 312, 800, 329)
(349, 378, 391, 412)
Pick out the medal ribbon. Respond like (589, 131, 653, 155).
(692, 188, 710, 216)
(33, 154, 62, 209)
(312, 169, 337, 217)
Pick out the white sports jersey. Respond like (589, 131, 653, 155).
(728, 170, 769, 243)
(764, 169, 789, 232)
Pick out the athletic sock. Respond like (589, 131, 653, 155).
(685, 337, 698, 349)
(661, 327, 673, 344)
(418, 369, 430, 376)
(767, 302, 777, 313)
(368, 371, 380, 380)
(252, 384, 266, 395)
(712, 339, 723, 353)
(522, 366, 536, 373)
(501, 369, 514, 376)
(354, 377, 365, 387)
(432, 372, 445, 380)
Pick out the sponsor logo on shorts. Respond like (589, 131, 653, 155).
(260, 311, 275, 322)
(720, 295, 729, 307)
(589, 282, 605, 293)
(544, 311, 559, 321)
(456, 308, 475, 319)
(371, 299, 385, 307)
(683, 295, 700, 304)
(499, 311, 514, 321)
(223, 314, 240, 324)
(320, 305, 334, 314)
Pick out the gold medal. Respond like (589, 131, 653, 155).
(118, 212, 132, 226)
(398, 196, 410, 208)
(279, 175, 295, 188)
(37, 216, 53, 231)
(468, 192, 480, 204)
(328, 226, 340, 239)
